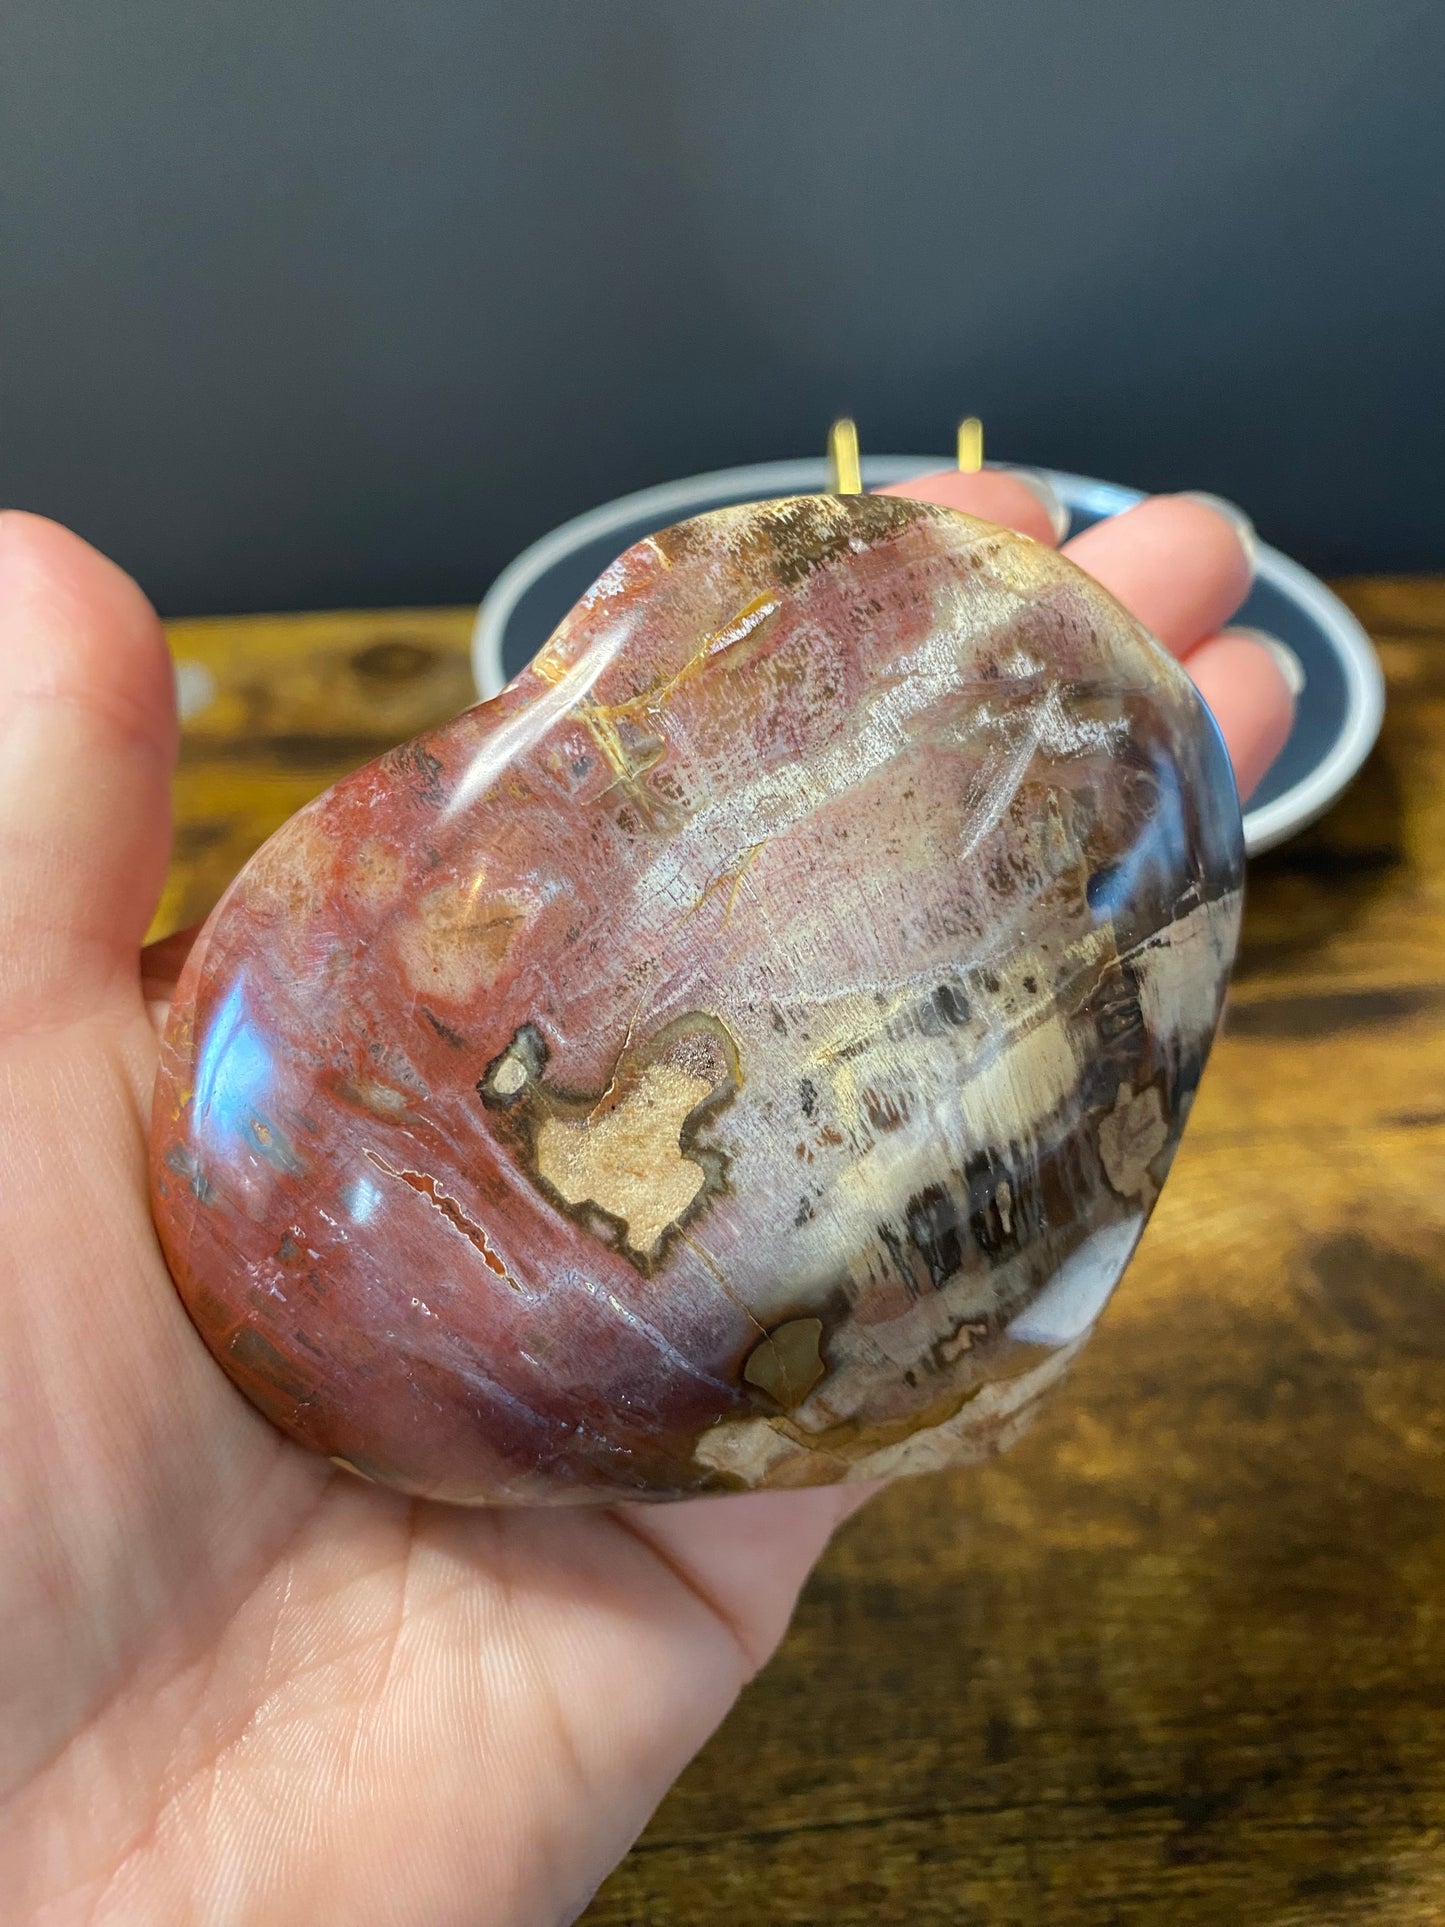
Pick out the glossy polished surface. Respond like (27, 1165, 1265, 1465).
(150, 495, 1244, 1503)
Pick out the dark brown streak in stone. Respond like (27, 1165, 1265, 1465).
(363, 1148, 517, 1286)
(421, 1007, 468, 1048)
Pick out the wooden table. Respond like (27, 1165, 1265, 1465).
(158, 581, 1445, 1925)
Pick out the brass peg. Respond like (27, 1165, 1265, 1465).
(828, 417, 863, 495)
(957, 416, 984, 474)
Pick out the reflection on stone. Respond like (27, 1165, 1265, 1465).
(150, 494, 1243, 1504)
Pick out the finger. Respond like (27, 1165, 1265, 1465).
(1183, 628, 1298, 803)
(876, 467, 1068, 546)
(513, 1483, 880, 1905)
(611, 1480, 880, 1680)
(1061, 493, 1255, 657)
(0, 512, 176, 1030)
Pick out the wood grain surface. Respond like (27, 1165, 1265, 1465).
(157, 580, 1445, 1926)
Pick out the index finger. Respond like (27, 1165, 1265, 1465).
(875, 467, 1067, 546)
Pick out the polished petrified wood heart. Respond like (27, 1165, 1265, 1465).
(150, 494, 1244, 1504)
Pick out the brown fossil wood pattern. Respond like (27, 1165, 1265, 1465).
(158, 577, 1445, 1921)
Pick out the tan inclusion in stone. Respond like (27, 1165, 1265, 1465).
(535, 1061, 715, 1259)
(743, 1319, 827, 1411)
(1098, 1083, 1171, 1204)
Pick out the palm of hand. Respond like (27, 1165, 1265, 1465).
(0, 487, 1287, 1924)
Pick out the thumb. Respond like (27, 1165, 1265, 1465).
(0, 513, 176, 1032)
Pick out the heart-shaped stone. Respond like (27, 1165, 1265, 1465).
(150, 494, 1243, 1503)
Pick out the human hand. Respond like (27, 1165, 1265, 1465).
(0, 484, 1290, 1924)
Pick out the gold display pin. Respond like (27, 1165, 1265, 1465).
(957, 416, 984, 474)
(828, 417, 863, 495)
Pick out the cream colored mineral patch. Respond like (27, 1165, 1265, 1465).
(1098, 1082, 1168, 1200)
(535, 1062, 713, 1256)
(491, 1053, 528, 1096)
(397, 877, 527, 1001)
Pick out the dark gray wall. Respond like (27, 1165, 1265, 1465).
(2, 1, 1441, 615)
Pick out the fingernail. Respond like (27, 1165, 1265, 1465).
(998, 467, 1071, 544)
(1227, 626, 1306, 697)
(1179, 491, 1258, 575)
